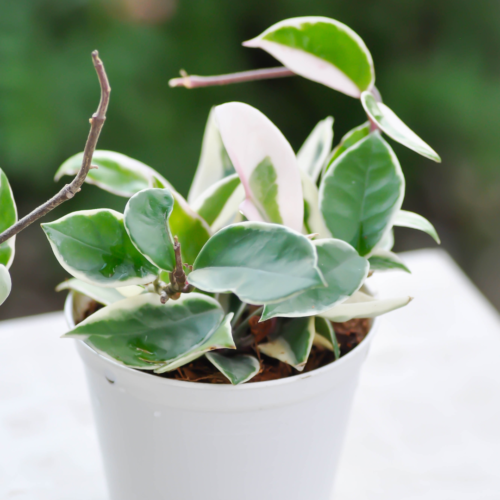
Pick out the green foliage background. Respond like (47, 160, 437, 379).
(2, 0, 500, 318)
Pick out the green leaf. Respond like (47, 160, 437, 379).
(189, 222, 325, 304)
(297, 116, 334, 181)
(0, 169, 17, 269)
(0, 265, 11, 306)
(393, 210, 440, 244)
(319, 132, 405, 256)
(215, 102, 304, 232)
(314, 316, 340, 360)
(65, 293, 228, 370)
(43, 209, 158, 287)
(361, 92, 441, 163)
(206, 352, 260, 385)
(124, 188, 176, 272)
(55, 150, 211, 265)
(188, 107, 235, 204)
(369, 250, 411, 273)
(261, 238, 368, 320)
(154, 312, 236, 373)
(375, 229, 395, 252)
(191, 173, 243, 228)
(319, 291, 412, 322)
(301, 170, 331, 238)
(258, 316, 315, 371)
(324, 122, 370, 175)
(244, 17, 375, 98)
(56, 278, 129, 305)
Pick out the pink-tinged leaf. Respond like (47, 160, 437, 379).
(215, 102, 303, 232)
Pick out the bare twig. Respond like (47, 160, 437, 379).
(169, 66, 295, 89)
(0, 51, 111, 245)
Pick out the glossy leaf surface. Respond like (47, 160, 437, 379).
(188, 107, 235, 204)
(361, 92, 441, 162)
(215, 102, 303, 232)
(369, 250, 410, 273)
(319, 291, 412, 322)
(301, 170, 331, 238)
(258, 317, 315, 371)
(56, 279, 127, 305)
(66, 293, 226, 370)
(393, 210, 440, 244)
(206, 352, 260, 385)
(43, 210, 158, 287)
(261, 238, 368, 320)
(297, 116, 334, 181)
(0, 265, 11, 306)
(124, 188, 176, 271)
(189, 222, 325, 304)
(314, 316, 340, 359)
(319, 132, 405, 256)
(244, 17, 374, 98)
(0, 169, 17, 269)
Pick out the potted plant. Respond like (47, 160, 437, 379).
(1, 17, 441, 500)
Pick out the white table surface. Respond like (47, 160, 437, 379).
(1, 249, 500, 500)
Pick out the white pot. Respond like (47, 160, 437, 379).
(66, 293, 378, 500)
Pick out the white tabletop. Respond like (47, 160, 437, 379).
(1, 249, 500, 500)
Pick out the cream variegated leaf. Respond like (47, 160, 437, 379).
(0, 265, 11, 306)
(205, 352, 260, 385)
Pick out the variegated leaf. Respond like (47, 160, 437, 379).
(215, 102, 303, 232)
(369, 250, 410, 273)
(314, 316, 340, 360)
(301, 170, 331, 238)
(0, 265, 11, 306)
(205, 352, 260, 385)
(393, 210, 440, 244)
(0, 169, 17, 269)
(244, 17, 375, 98)
(56, 279, 128, 305)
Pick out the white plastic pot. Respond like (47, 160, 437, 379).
(66, 293, 378, 500)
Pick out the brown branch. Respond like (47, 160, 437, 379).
(0, 50, 111, 245)
(168, 66, 295, 89)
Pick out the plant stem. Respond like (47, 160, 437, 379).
(230, 301, 248, 328)
(232, 306, 264, 341)
(169, 67, 295, 89)
(0, 51, 111, 245)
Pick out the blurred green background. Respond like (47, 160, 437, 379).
(1, 0, 500, 319)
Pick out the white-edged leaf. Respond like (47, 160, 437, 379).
(314, 316, 340, 359)
(319, 291, 412, 322)
(261, 238, 368, 320)
(188, 107, 235, 204)
(297, 116, 334, 181)
(206, 352, 260, 385)
(56, 278, 128, 305)
(258, 316, 315, 371)
(0, 265, 11, 306)
(215, 102, 304, 232)
(361, 91, 441, 162)
(189, 222, 325, 305)
(42, 209, 159, 287)
(301, 170, 331, 238)
(375, 229, 395, 252)
(369, 250, 410, 273)
(244, 17, 375, 98)
(0, 169, 17, 269)
(393, 210, 440, 244)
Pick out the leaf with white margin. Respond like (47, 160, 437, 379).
(189, 222, 325, 305)
(124, 188, 176, 272)
(56, 278, 128, 305)
(0, 169, 17, 269)
(188, 107, 235, 204)
(261, 238, 368, 320)
(314, 316, 340, 359)
(319, 291, 412, 322)
(324, 122, 370, 175)
(0, 265, 11, 306)
(369, 250, 410, 273)
(155, 313, 236, 373)
(361, 92, 441, 162)
(319, 132, 405, 256)
(393, 210, 440, 244)
(301, 170, 331, 238)
(215, 102, 303, 232)
(297, 116, 334, 181)
(244, 17, 375, 98)
(258, 316, 315, 371)
(42, 209, 158, 287)
(375, 229, 395, 252)
(192, 173, 243, 227)
(65, 293, 229, 370)
(206, 352, 260, 385)
(55, 150, 211, 265)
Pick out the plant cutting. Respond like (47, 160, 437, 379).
(1, 16, 441, 500)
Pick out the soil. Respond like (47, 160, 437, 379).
(77, 299, 371, 384)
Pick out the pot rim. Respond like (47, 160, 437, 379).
(67, 291, 378, 392)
